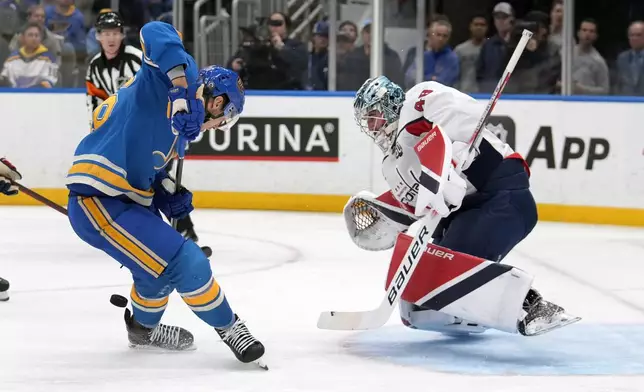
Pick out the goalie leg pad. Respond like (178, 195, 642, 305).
(399, 300, 488, 335)
(387, 234, 533, 333)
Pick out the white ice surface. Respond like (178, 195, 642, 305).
(1, 207, 644, 392)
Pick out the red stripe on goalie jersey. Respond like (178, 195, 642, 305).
(385, 233, 486, 303)
(408, 120, 446, 177)
(404, 117, 434, 137)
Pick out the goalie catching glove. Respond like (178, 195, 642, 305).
(0, 157, 21, 196)
(344, 190, 418, 251)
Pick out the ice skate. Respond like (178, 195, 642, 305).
(215, 314, 267, 370)
(0, 277, 9, 302)
(518, 288, 581, 336)
(124, 308, 195, 351)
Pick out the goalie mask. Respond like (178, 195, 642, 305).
(353, 76, 405, 152)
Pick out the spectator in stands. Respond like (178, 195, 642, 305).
(305, 20, 329, 90)
(505, 10, 560, 94)
(337, 31, 354, 56)
(0, 2, 21, 40)
(476, 2, 513, 93)
(549, 0, 563, 51)
(0, 36, 8, 66)
(45, 0, 86, 86)
(227, 11, 307, 89)
(336, 20, 358, 58)
(616, 21, 644, 96)
(0, 23, 58, 88)
(3, 0, 39, 20)
(571, 18, 609, 95)
(404, 19, 459, 88)
(336, 19, 404, 91)
(339, 20, 357, 49)
(45, 0, 85, 55)
(9, 5, 64, 64)
(454, 15, 488, 93)
(402, 22, 429, 78)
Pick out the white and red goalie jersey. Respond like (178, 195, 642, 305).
(345, 81, 527, 251)
(384, 81, 526, 215)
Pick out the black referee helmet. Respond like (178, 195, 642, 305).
(95, 10, 124, 32)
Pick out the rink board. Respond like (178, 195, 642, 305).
(0, 89, 642, 226)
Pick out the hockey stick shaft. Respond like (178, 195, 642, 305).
(317, 30, 534, 331)
(171, 137, 186, 230)
(460, 29, 533, 170)
(10, 180, 68, 216)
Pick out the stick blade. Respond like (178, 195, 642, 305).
(317, 302, 393, 330)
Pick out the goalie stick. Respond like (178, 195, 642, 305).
(317, 29, 534, 331)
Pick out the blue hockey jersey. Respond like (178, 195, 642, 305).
(66, 22, 199, 206)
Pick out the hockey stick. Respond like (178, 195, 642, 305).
(171, 136, 186, 230)
(317, 29, 534, 331)
(10, 180, 68, 216)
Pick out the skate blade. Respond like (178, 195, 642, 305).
(255, 359, 269, 371)
(523, 314, 581, 336)
(128, 343, 197, 352)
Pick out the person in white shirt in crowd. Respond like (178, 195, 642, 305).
(0, 22, 58, 88)
(570, 18, 609, 95)
(9, 5, 64, 65)
(549, 0, 564, 51)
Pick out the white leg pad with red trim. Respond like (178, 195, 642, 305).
(387, 233, 534, 334)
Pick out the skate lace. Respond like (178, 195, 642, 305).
(149, 323, 181, 347)
(221, 318, 256, 354)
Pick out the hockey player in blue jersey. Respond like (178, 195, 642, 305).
(65, 21, 265, 365)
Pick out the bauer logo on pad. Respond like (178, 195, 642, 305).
(186, 117, 340, 161)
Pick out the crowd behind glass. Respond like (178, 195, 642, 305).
(1, 0, 643, 96)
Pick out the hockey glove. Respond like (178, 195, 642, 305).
(153, 175, 194, 221)
(0, 158, 22, 196)
(169, 84, 206, 142)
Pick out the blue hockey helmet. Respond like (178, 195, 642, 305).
(353, 76, 405, 152)
(197, 65, 245, 131)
